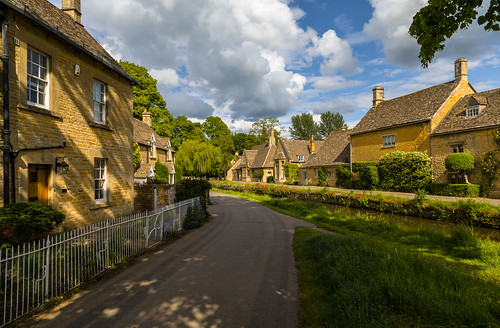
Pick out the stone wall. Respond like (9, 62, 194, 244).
(134, 184, 176, 213)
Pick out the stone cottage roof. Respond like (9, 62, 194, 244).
(301, 130, 350, 168)
(350, 81, 459, 135)
(250, 144, 277, 169)
(132, 118, 172, 151)
(432, 88, 500, 135)
(276, 139, 324, 163)
(239, 149, 258, 168)
(2, 0, 136, 83)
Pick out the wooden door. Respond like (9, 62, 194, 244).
(28, 164, 50, 205)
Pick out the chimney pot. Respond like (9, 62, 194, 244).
(142, 108, 152, 127)
(455, 57, 467, 82)
(372, 86, 384, 107)
(62, 0, 82, 24)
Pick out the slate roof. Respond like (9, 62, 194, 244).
(350, 81, 459, 135)
(276, 139, 324, 163)
(432, 88, 500, 135)
(239, 149, 258, 168)
(132, 118, 172, 151)
(250, 144, 277, 169)
(301, 130, 350, 168)
(1, 0, 136, 83)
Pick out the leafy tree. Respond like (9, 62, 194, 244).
(284, 163, 299, 180)
(318, 112, 345, 138)
(252, 169, 264, 181)
(249, 117, 281, 145)
(133, 142, 141, 172)
(409, 0, 500, 67)
(445, 153, 475, 184)
(202, 116, 231, 146)
(120, 61, 174, 136)
(170, 115, 206, 151)
(289, 113, 319, 140)
(176, 139, 221, 177)
(233, 133, 258, 155)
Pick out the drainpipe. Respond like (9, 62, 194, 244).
(1, 6, 10, 205)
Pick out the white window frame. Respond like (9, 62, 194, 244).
(297, 155, 304, 162)
(150, 134, 156, 159)
(27, 48, 49, 108)
(452, 144, 464, 153)
(466, 105, 480, 118)
(382, 134, 396, 148)
(94, 158, 107, 203)
(93, 79, 106, 124)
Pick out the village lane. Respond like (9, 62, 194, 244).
(24, 192, 317, 328)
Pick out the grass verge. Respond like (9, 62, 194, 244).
(293, 227, 500, 327)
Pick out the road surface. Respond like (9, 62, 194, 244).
(24, 192, 317, 328)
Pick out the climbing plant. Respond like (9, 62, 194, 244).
(479, 128, 500, 195)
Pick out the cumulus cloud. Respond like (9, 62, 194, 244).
(165, 92, 214, 119)
(312, 76, 363, 91)
(150, 68, 180, 88)
(311, 97, 359, 115)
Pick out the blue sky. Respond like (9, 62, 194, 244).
(49, 0, 500, 137)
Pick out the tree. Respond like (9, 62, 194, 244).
(445, 153, 475, 184)
(202, 116, 231, 146)
(318, 112, 345, 138)
(249, 117, 281, 144)
(233, 133, 258, 155)
(410, 0, 500, 68)
(176, 139, 222, 177)
(289, 113, 319, 140)
(119, 61, 174, 136)
(170, 115, 206, 151)
(153, 161, 170, 183)
(133, 142, 141, 172)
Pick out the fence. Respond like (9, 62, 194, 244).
(0, 197, 201, 327)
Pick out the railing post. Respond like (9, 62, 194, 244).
(45, 237, 50, 299)
(178, 203, 182, 231)
(145, 214, 149, 249)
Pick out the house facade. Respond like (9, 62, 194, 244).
(133, 110, 175, 184)
(350, 58, 475, 163)
(0, 0, 136, 227)
(274, 138, 323, 183)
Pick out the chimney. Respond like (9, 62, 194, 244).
(372, 86, 384, 107)
(341, 124, 347, 131)
(142, 108, 152, 127)
(310, 137, 315, 154)
(455, 57, 467, 82)
(62, 0, 82, 24)
(268, 126, 275, 146)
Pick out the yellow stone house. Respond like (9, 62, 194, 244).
(0, 0, 136, 227)
(350, 58, 475, 163)
(274, 138, 323, 183)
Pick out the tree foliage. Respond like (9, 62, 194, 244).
(284, 163, 299, 180)
(289, 113, 319, 140)
(249, 117, 281, 144)
(233, 133, 258, 155)
(318, 112, 345, 138)
(378, 151, 432, 192)
(410, 0, 500, 67)
(133, 142, 141, 172)
(202, 116, 231, 145)
(170, 115, 206, 151)
(176, 139, 221, 177)
(154, 160, 170, 183)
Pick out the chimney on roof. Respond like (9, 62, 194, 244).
(455, 57, 467, 82)
(268, 126, 275, 147)
(341, 124, 347, 131)
(62, 0, 82, 24)
(372, 86, 384, 107)
(142, 108, 152, 127)
(310, 137, 315, 154)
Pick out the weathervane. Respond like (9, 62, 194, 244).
(382, 70, 389, 88)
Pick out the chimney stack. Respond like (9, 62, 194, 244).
(454, 57, 467, 82)
(268, 126, 275, 146)
(372, 86, 384, 107)
(341, 124, 347, 131)
(62, 0, 82, 24)
(142, 108, 152, 127)
(310, 137, 315, 154)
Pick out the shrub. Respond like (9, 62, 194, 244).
(351, 161, 377, 173)
(378, 151, 432, 192)
(480, 151, 499, 195)
(284, 163, 299, 180)
(174, 163, 183, 184)
(267, 176, 275, 183)
(317, 167, 328, 186)
(0, 203, 66, 246)
(283, 180, 299, 185)
(359, 165, 379, 190)
(154, 161, 170, 183)
(133, 142, 141, 172)
(429, 183, 481, 197)
(183, 204, 207, 230)
(176, 179, 211, 210)
(445, 153, 475, 173)
(335, 166, 352, 187)
(252, 169, 264, 180)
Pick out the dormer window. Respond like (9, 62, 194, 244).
(466, 105, 480, 118)
(297, 155, 304, 162)
(150, 134, 156, 159)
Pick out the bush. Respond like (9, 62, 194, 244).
(0, 203, 65, 246)
(154, 161, 170, 183)
(283, 180, 299, 185)
(335, 166, 352, 187)
(252, 169, 264, 180)
(352, 161, 377, 173)
(183, 204, 208, 230)
(174, 163, 183, 184)
(445, 153, 475, 173)
(133, 142, 141, 172)
(378, 151, 432, 192)
(359, 165, 379, 190)
(176, 179, 211, 210)
(284, 163, 299, 180)
(317, 167, 328, 186)
(267, 176, 275, 183)
(429, 183, 481, 197)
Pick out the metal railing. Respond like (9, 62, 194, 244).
(0, 197, 201, 327)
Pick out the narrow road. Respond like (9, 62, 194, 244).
(24, 192, 317, 328)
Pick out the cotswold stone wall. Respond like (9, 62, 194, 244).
(134, 184, 176, 213)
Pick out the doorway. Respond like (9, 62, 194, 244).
(28, 164, 50, 205)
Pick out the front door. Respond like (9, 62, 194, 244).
(28, 164, 50, 205)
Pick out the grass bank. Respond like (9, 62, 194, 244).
(294, 227, 500, 327)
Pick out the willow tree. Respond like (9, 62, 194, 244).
(176, 139, 222, 177)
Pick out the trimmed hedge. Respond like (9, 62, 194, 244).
(429, 183, 481, 197)
(176, 179, 212, 211)
(335, 166, 352, 187)
(352, 161, 377, 172)
(445, 153, 475, 173)
(378, 151, 432, 192)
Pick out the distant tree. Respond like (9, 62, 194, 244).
(249, 117, 281, 145)
(120, 60, 174, 137)
(217, 134, 236, 176)
(176, 139, 222, 177)
(289, 113, 319, 140)
(233, 133, 258, 155)
(170, 115, 206, 151)
(318, 112, 345, 138)
(409, 0, 500, 68)
(202, 116, 231, 146)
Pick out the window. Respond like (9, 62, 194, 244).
(466, 105, 480, 118)
(450, 173, 465, 184)
(93, 80, 106, 123)
(150, 134, 156, 159)
(383, 134, 396, 148)
(297, 155, 304, 162)
(94, 158, 107, 202)
(27, 48, 49, 107)
(328, 171, 334, 179)
(452, 144, 464, 153)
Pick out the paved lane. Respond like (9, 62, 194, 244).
(25, 192, 316, 328)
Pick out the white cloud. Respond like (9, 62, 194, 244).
(309, 30, 360, 75)
(312, 76, 363, 91)
(150, 68, 180, 88)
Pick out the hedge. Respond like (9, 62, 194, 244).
(429, 183, 481, 197)
(378, 151, 432, 192)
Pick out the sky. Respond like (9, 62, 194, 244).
(49, 0, 500, 137)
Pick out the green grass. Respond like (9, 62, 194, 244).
(294, 227, 500, 327)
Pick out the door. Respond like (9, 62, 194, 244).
(28, 164, 50, 205)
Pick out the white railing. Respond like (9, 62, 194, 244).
(0, 197, 201, 327)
